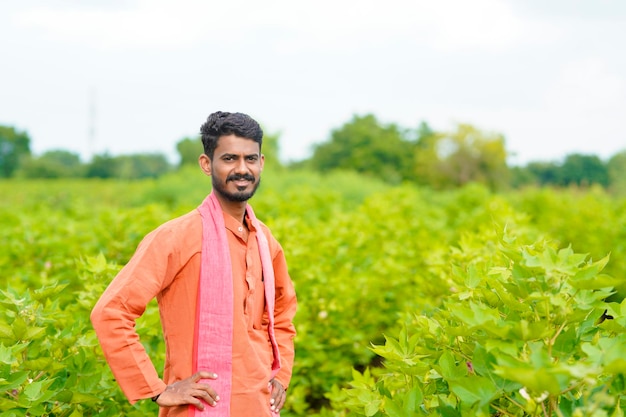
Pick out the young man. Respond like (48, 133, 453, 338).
(91, 111, 297, 417)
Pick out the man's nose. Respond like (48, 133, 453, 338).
(234, 158, 250, 173)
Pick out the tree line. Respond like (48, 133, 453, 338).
(1, 116, 624, 193)
(299, 114, 625, 192)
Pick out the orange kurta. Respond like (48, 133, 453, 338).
(91, 208, 297, 417)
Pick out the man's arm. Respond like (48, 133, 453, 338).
(92, 212, 228, 409)
(90, 227, 177, 403)
(269, 240, 298, 389)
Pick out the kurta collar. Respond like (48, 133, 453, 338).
(222, 210, 257, 242)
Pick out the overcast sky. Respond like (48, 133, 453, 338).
(1, 0, 625, 165)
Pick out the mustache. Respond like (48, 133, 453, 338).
(227, 173, 255, 182)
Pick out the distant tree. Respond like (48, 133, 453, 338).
(414, 121, 435, 145)
(86, 153, 118, 178)
(559, 153, 609, 187)
(414, 123, 509, 190)
(508, 165, 538, 188)
(0, 126, 31, 178)
(525, 161, 560, 186)
(176, 137, 203, 166)
(115, 153, 172, 179)
(310, 114, 414, 184)
(86, 152, 171, 179)
(607, 150, 626, 194)
(17, 150, 84, 178)
(414, 122, 442, 187)
(260, 130, 283, 171)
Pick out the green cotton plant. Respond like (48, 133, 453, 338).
(505, 186, 626, 299)
(329, 234, 626, 417)
(1, 173, 625, 416)
(0, 255, 158, 417)
(279, 186, 465, 416)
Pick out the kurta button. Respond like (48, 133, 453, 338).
(238, 226, 243, 232)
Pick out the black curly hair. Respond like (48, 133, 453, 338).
(199, 111, 263, 159)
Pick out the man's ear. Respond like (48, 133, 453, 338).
(198, 153, 212, 176)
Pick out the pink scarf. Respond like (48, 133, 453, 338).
(192, 191, 281, 416)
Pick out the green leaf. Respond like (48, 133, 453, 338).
(85, 253, 111, 274)
(21, 357, 60, 372)
(383, 398, 405, 417)
(439, 351, 467, 380)
(572, 254, 610, 281)
(570, 273, 618, 290)
(23, 327, 46, 341)
(54, 389, 74, 403)
(362, 395, 381, 416)
(448, 375, 498, 407)
(68, 408, 83, 417)
(0, 323, 13, 340)
(11, 318, 27, 341)
(27, 404, 47, 416)
(23, 379, 44, 400)
(0, 290, 25, 313)
(31, 282, 69, 302)
(464, 264, 482, 289)
(507, 319, 550, 341)
(0, 397, 20, 412)
(611, 397, 623, 417)
(0, 408, 27, 417)
(68, 391, 101, 404)
(494, 366, 561, 396)
(403, 384, 423, 413)
(448, 301, 500, 329)
(0, 371, 28, 391)
(0, 344, 14, 365)
(595, 335, 626, 373)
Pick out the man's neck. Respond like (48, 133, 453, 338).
(215, 197, 247, 224)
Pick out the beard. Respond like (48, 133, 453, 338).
(212, 173, 261, 202)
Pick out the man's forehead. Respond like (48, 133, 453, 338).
(216, 135, 260, 149)
(214, 137, 261, 157)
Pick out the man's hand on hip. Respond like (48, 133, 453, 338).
(269, 378, 286, 413)
(155, 371, 219, 410)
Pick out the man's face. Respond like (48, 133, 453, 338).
(204, 134, 264, 202)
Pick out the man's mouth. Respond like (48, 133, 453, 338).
(233, 179, 251, 187)
(228, 174, 255, 186)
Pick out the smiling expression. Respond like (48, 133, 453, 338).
(199, 134, 265, 204)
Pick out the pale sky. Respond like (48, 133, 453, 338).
(1, 0, 625, 165)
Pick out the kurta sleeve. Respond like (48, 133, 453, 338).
(268, 237, 297, 389)
(90, 224, 182, 404)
